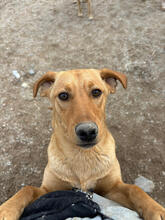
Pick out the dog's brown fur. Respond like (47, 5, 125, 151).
(0, 69, 165, 220)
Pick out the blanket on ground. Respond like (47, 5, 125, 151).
(20, 190, 114, 220)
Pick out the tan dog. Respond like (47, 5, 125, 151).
(0, 69, 165, 220)
(75, 0, 93, 19)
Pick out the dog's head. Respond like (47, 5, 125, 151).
(33, 69, 127, 148)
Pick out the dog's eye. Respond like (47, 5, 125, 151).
(91, 89, 102, 98)
(58, 92, 69, 101)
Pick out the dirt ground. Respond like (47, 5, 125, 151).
(0, 0, 165, 207)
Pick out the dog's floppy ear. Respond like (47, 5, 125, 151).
(33, 72, 56, 98)
(100, 68, 127, 93)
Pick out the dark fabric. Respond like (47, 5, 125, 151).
(20, 190, 114, 220)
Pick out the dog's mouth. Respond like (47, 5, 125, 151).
(77, 142, 97, 149)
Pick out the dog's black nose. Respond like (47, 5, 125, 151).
(75, 122, 98, 142)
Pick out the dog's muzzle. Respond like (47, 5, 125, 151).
(75, 122, 98, 148)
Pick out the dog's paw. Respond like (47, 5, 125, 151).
(0, 206, 20, 220)
(88, 15, 93, 20)
(142, 206, 165, 220)
(0, 210, 12, 220)
(78, 12, 83, 17)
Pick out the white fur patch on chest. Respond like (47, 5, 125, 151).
(49, 148, 112, 191)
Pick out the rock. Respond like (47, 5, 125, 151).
(21, 82, 29, 88)
(66, 193, 142, 220)
(12, 70, 20, 79)
(103, 206, 140, 220)
(67, 217, 102, 220)
(134, 175, 155, 193)
(28, 69, 35, 75)
(93, 194, 141, 220)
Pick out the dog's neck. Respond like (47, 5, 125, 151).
(47, 126, 116, 189)
(47, 118, 117, 190)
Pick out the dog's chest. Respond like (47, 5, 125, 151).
(50, 150, 112, 191)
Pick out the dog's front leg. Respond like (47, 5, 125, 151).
(87, 0, 93, 19)
(106, 181, 165, 220)
(77, 0, 83, 17)
(0, 186, 47, 220)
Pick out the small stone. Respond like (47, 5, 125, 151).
(28, 69, 35, 75)
(6, 161, 11, 166)
(21, 82, 29, 88)
(134, 175, 155, 193)
(162, 171, 165, 176)
(12, 70, 20, 79)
